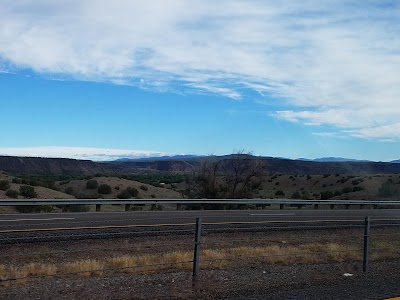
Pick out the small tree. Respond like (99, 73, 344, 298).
(86, 179, 99, 189)
(0, 180, 10, 191)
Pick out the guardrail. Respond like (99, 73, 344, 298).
(0, 198, 399, 211)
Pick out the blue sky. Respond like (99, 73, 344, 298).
(0, 1, 399, 161)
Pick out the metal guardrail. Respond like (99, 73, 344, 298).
(0, 198, 399, 206)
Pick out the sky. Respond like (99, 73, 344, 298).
(1, 0, 400, 162)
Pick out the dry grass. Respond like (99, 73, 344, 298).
(0, 241, 372, 286)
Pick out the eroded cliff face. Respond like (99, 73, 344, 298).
(0, 156, 106, 176)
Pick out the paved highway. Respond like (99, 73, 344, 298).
(0, 209, 399, 232)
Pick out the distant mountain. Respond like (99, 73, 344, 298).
(114, 155, 201, 162)
(2, 154, 400, 176)
(391, 160, 400, 163)
(311, 157, 371, 163)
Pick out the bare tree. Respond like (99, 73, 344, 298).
(193, 152, 266, 199)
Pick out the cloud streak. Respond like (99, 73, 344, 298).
(0, 146, 169, 161)
(0, 1, 399, 139)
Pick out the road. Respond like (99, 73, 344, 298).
(1, 209, 400, 229)
(0, 209, 400, 231)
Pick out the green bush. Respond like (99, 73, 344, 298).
(98, 184, 112, 194)
(378, 179, 398, 197)
(12, 178, 22, 184)
(320, 191, 333, 200)
(86, 179, 99, 189)
(19, 185, 37, 198)
(139, 185, 148, 191)
(117, 189, 132, 199)
(275, 190, 285, 196)
(127, 187, 139, 197)
(64, 187, 74, 194)
(0, 180, 10, 191)
(6, 189, 19, 198)
(353, 186, 364, 192)
(291, 191, 301, 199)
(342, 187, 353, 193)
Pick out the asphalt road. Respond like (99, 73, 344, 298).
(0, 209, 400, 231)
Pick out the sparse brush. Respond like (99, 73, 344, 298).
(62, 259, 104, 277)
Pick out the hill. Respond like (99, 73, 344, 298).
(0, 156, 106, 176)
(1, 155, 400, 176)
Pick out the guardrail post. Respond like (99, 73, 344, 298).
(314, 204, 319, 209)
(280, 204, 284, 210)
(177, 204, 182, 210)
(345, 204, 350, 209)
(330, 204, 335, 210)
(192, 217, 202, 290)
(360, 204, 364, 209)
(96, 204, 101, 212)
(125, 204, 130, 211)
(363, 216, 370, 272)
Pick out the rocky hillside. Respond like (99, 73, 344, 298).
(0, 156, 106, 176)
(1, 155, 400, 176)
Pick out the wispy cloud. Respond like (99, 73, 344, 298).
(0, 1, 399, 139)
(0, 146, 169, 161)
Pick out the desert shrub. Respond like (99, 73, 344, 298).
(0, 180, 10, 191)
(353, 186, 364, 192)
(19, 185, 37, 198)
(127, 187, 139, 197)
(275, 190, 285, 196)
(28, 179, 38, 186)
(275, 182, 280, 186)
(352, 179, 361, 185)
(151, 194, 156, 198)
(323, 174, 330, 178)
(334, 190, 342, 196)
(115, 186, 120, 190)
(6, 189, 19, 198)
(86, 179, 99, 189)
(378, 179, 398, 197)
(98, 184, 112, 194)
(291, 191, 301, 199)
(139, 185, 148, 191)
(320, 191, 334, 200)
(117, 187, 139, 199)
(12, 178, 22, 184)
(342, 187, 353, 193)
(117, 189, 131, 199)
(64, 187, 74, 194)
(301, 191, 311, 200)
(306, 175, 312, 180)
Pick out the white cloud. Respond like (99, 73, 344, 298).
(0, 1, 400, 139)
(0, 146, 169, 161)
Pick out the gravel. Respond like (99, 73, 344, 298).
(1, 261, 399, 299)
